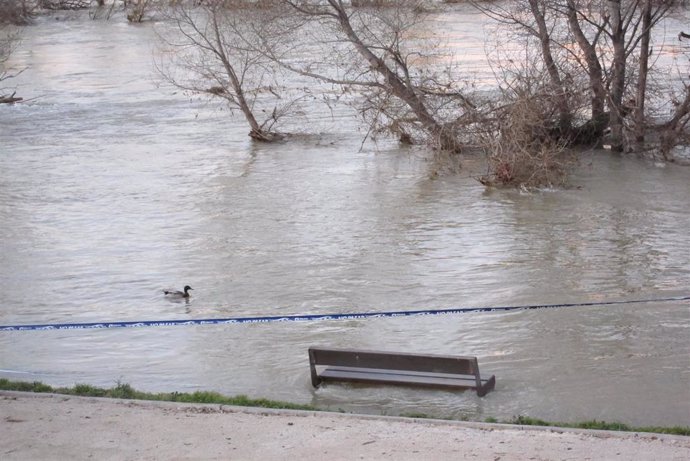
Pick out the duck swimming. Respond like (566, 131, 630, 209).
(164, 285, 193, 298)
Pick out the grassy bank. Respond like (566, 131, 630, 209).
(0, 378, 316, 411)
(1, 379, 688, 436)
(484, 415, 690, 437)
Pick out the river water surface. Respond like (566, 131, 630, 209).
(1, 7, 689, 427)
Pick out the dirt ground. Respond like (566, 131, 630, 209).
(1, 391, 689, 460)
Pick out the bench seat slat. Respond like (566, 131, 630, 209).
(323, 365, 481, 382)
(319, 367, 488, 390)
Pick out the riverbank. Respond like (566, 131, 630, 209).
(2, 391, 689, 460)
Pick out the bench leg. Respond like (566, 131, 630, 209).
(309, 349, 321, 387)
(476, 375, 496, 397)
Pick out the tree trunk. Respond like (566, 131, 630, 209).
(528, 0, 571, 132)
(327, 0, 458, 151)
(608, 0, 626, 152)
(634, 1, 652, 149)
(567, 1, 606, 134)
(0, 92, 23, 104)
(210, 10, 267, 141)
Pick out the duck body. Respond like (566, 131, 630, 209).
(164, 285, 193, 298)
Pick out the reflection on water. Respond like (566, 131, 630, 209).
(1, 10, 689, 427)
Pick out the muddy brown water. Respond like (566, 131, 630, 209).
(1, 7, 689, 426)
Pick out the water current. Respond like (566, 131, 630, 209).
(1, 6, 689, 426)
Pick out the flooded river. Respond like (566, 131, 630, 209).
(1, 7, 689, 427)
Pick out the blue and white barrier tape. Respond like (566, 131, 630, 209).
(0, 295, 688, 332)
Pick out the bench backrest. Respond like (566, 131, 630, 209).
(309, 347, 480, 385)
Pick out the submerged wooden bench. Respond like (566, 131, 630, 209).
(309, 347, 496, 397)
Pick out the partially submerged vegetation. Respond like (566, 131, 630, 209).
(0, 0, 25, 104)
(0, 30, 22, 104)
(2, 1, 689, 188)
(2, 379, 689, 436)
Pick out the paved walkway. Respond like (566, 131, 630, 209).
(1, 391, 689, 460)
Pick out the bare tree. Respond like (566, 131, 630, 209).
(267, 0, 474, 152)
(0, 1, 32, 103)
(157, 1, 297, 141)
(658, 29, 690, 160)
(126, 0, 152, 22)
(0, 27, 23, 104)
(467, 0, 690, 187)
(475, 0, 682, 152)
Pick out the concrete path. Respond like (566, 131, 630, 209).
(1, 391, 689, 460)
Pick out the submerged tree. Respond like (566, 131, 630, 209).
(157, 1, 296, 141)
(658, 30, 690, 160)
(264, 0, 475, 152)
(475, 46, 577, 188)
(0, 23, 23, 104)
(150, 0, 687, 186)
(475, 0, 685, 153)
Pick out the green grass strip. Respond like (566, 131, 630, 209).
(1, 378, 688, 436)
(486, 415, 690, 437)
(0, 378, 316, 411)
